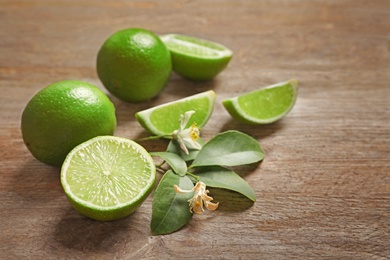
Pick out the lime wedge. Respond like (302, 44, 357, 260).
(160, 34, 233, 80)
(135, 90, 216, 136)
(222, 79, 299, 124)
(61, 136, 156, 221)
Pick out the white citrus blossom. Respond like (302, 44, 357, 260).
(174, 181, 219, 214)
(172, 110, 202, 155)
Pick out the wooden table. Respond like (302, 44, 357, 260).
(1, 1, 389, 259)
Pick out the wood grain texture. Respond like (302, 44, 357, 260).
(0, 0, 389, 259)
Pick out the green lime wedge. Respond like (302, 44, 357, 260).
(160, 34, 233, 80)
(222, 79, 299, 124)
(61, 136, 156, 221)
(135, 90, 216, 136)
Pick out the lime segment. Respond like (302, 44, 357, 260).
(61, 136, 156, 221)
(160, 34, 233, 80)
(222, 79, 299, 124)
(135, 90, 216, 136)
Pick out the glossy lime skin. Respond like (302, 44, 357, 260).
(97, 28, 172, 102)
(222, 80, 299, 125)
(21, 80, 117, 166)
(170, 51, 231, 81)
(161, 34, 233, 81)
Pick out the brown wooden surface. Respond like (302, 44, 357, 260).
(1, 0, 389, 259)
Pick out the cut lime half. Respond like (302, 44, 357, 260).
(160, 34, 233, 80)
(222, 79, 299, 124)
(61, 136, 156, 221)
(135, 90, 215, 136)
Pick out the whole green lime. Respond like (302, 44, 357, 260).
(21, 80, 117, 167)
(97, 28, 172, 103)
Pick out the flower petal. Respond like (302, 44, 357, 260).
(182, 137, 202, 151)
(177, 136, 190, 155)
(181, 110, 196, 129)
(200, 193, 214, 202)
(174, 184, 193, 194)
(205, 201, 219, 211)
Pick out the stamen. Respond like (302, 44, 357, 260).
(190, 123, 200, 141)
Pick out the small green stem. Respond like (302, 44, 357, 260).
(135, 135, 168, 142)
(185, 171, 199, 181)
(155, 161, 170, 174)
(156, 165, 166, 174)
(157, 160, 166, 168)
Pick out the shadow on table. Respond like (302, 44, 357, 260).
(221, 118, 287, 140)
(209, 187, 255, 212)
(12, 159, 150, 254)
(53, 209, 149, 253)
(10, 158, 62, 203)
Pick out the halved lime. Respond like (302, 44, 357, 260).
(135, 90, 216, 136)
(160, 34, 233, 80)
(61, 136, 156, 221)
(222, 79, 299, 124)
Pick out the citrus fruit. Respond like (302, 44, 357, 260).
(61, 136, 156, 221)
(135, 90, 216, 136)
(160, 34, 233, 81)
(222, 79, 299, 124)
(21, 80, 116, 166)
(97, 28, 172, 103)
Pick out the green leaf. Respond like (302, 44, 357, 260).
(150, 151, 187, 177)
(167, 138, 205, 162)
(192, 130, 265, 167)
(195, 166, 256, 201)
(151, 170, 194, 235)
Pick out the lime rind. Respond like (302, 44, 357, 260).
(160, 34, 233, 80)
(135, 90, 216, 136)
(161, 34, 233, 59)
(61, 136, 156, 220)
(223, 79, 299, 124)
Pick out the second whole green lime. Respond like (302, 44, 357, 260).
(97, 28, 172, 103)
(21, 80, 117, 167)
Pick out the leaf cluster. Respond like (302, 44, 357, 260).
(150, 130, 265, 235)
